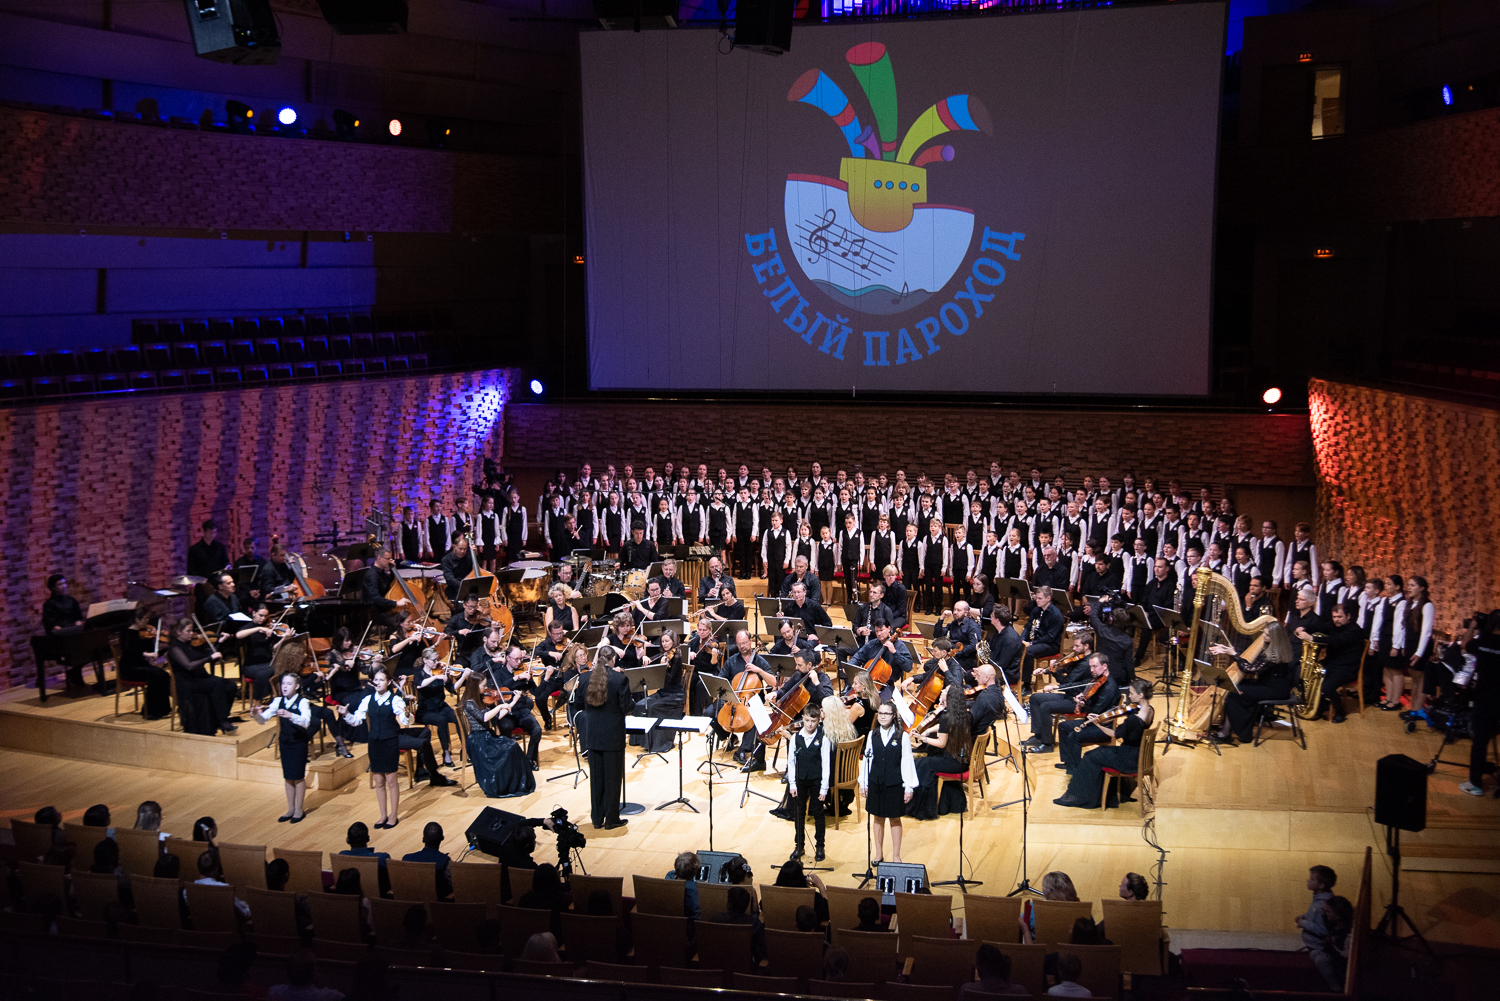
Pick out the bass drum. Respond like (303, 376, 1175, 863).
(301, 552, 346, 593)
(621, 569, 649, 600)
(585, 576, 614, 598)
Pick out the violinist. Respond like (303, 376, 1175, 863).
(362, 549, 411, 633)
(841, 670, 878, 739)
(1031, 631, 1094, 697)
(770, 619, 817, 657)
(478, 639, 543, 769)
(907, 682, 974, 820)
(440, 536, 472, 601)
(542, 584, 580, 633)
(638, 628, 688, 754)
(933, 600, 981, 676)
(687, 617, 726, 717)
(444, 593, 490, 662)
(234, 603, 291, 700)
(389, 616, 429, 680)
(415, 649, 467, 769)
(261, 543, 299, 597)
(1054, 679, 1155, 808)
(1025, 651, 1117, 756)
(606, 612, 647, 669)
(532, 619, 575, 729)
(460, 675, 536, 798)
(850, 620, 913, 701)
(166, 617, 238, 735)
(700, 580, 745, 622)
(118, 606, 173, 720)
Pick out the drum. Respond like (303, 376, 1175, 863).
(621, 569, 648, 600)
(586, 576, 613, 597)
(301, 552, 346, 592)
(509, 568, 552, 606)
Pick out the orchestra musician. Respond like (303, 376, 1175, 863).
(461, 675, 537, 798)
(440, 536, 472, 602)
(118, 606, 173, 720)
(1053, 679, 1156, 808)
(1210, 622, 1295, 745)
(621, 521, 659, 572)
(1020, 585, 1065, 682)
(770, 619, 817, 656)
(698, 556, 735, 605)
(186, 519, 230, 582)
(907, 682, 974, 819)
(780, 555, 822, 602)
(605, 612, 647, 670)
(232, 603, 291, 700)
(1023, 640, 1102, 754)
(202, 572, 241, 629)
(532, 619, 575, 729)
(362, 548, 411, 633)
(784, 581, 832, 636)
(414, 650, 468, 768)
(166, 617, 238, 735)
(715, 629, 778, 764)
(637, 628, 688, 754)
(444, 593, 490, 663)
(651, 558, 687, 600)
(470, 632, 543, 769)
(699, 580, 745, 622)
(933, 601, 981, 677)
(687, 616, 727, 717)
(880, 565, 909, 631)
(850, 620, 914, 701)
(852, 581, 892, 644)
(260, 543, 299, 597)
(968, 664, 1005, 736)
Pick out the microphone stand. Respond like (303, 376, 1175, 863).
(853, 792, 878, 888)
(706, 731, 717, 851)
(993, 741, 1041, 896)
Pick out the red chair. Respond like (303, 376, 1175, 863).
(108, 638, 150, 719)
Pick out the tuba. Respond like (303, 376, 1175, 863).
(1168, 566, 1278, 742)
(1294, 634, 1327, 720)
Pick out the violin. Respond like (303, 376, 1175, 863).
(1089, 702, 1140, 726)
(1075, 674, 1107, 707)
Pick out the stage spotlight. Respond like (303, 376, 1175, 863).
(332, 109, 359, 139)
(426, 118, 450, 148)
(1441, 85, 1453, 106)
(277, 106, 297, 126)
(529, 379, 544, 396)
(1263, 387, 1283, 406)
(387, 118, 403, 137)
(226, 100, 253, 131)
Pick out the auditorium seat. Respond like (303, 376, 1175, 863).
(30, 376, 62, 397)
(132, 319, 158, 342)
(375, 331, 397, 354)
(331, 334, 353, 359)
(159, 370, 187, 388)
(344, 358, 365, 376)
(308, 335, 331, 360)
(14, 351, 44, 377)
(82, 347, 111, 373)
(294, 362, 319, 380)
(171, 342, 200, 366)
(254, 338, 281, 363)
(280, 337, 308, 363)
(330, 314, 352, 336)
(318, 361, 342, 378)
(268, 363, 294, 381)
(307, 315, 330, 338)
(241, 365, 268, 384)
(114, 345, 142, 370)
(215, 367, 243, 386)
(396, 331, 418, 353)
(228, 340, 255, 364)
(259, 317, 284, 338)
(233, 318, 259, 339)
(353, 332, 375, 357)
(409, 352, 429, 370)
(143, 343, 172, 368)
(128, 371, 157, 390)
(45, 349, 79, 375)
(365, 356, 388, 373)
(282, 316, 306, 338)
(95, 372, 127, 393)
(389, 355, 410, 372)
(201, 341, 230, 366)
(352, 312, 373, 333)
(188, 368, 214, 387)
(66, 374, 96, 395)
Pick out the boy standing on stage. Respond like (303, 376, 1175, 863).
(788, 705, 831, 862)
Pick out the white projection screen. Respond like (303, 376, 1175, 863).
(581, 3, 1226, 394)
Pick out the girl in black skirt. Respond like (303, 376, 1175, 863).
(254, 672, 313, 823)
(858, 701, 917, 863)
(340, 667, 412, 830)
(1053, 679, 1156, 808)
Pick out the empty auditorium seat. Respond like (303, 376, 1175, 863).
(343, 358, 365, 375)
(269, 364, 294, 381)
(233, 318, 259, 339)
(128, 371, 157, 390)
(307, 315, 330, 338)
(255, 339, 282, 363)
(82, 348, 111, 373)
(171, 343, 200, 366)
(364, 357, 387, 374)
(283, 316, 306, 338)
(187, 369, 214, 387)
(30, 376, 63, 397)
(330, 314, 352, 336)
(329, 335, 351, 359)
(159, 370, 187, 388)
(396, 332, 417, 353)
(45, 350, 79, 376)
(409, 353, 429, 369)
(353, 332, 374, 357)
(162, 320, 188, 342)
(242, 366, 269, 384)
(374, 332, 396, 354)
(280, 338, 307, 363)
(143, 343, 171, 368)
(260, 317, 285, 338)
(113, 345, 142, 370)
(65, 374, 96, 395)
(187, 320, 211, 341)
(14, 352, 44, 377)
(215, 367, 243, 386)
(388, 355, 410, 372)
(95, 372, 127, 393)
(308, 336, 330, 360)
(0, 379, 27, 400)
(318, 360, 342, 377)
(201, 341, 230, 366)
(132, 320, 158, 342)
(229, 340, 256, 364)
(352, 313, 373, 333)
(294, 362, 318, 380)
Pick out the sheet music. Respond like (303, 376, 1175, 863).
(1002, 682, 1029, 726)
(893, 696, 915, 729)
(745, 697, 773, 734)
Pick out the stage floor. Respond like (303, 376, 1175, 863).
(3, 589, 1498, 952)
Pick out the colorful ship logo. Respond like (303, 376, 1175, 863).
(786, 42, 992, 315)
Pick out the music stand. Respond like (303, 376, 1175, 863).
(657, 716, 711, 813)
(568, 595, 611, 620)
(996, 577, 1033, 605)
(1154, 606, 1189, 694)
(339, 566, 371, 598)
(662, 597, 688, 620)
(697, 674, 737, 778)
(457, 576, 494, 602)
(641, 619, 686, 639)
(762, 654, 799, 679)
(620, 718, 653, 815)
(815, 625, 859, 652)
(756, 596, 791, 621)
(712, 619, 750, 642)
(623, 664, 670, 767)
(231, 564, 260, 593)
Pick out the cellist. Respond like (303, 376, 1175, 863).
(850, 620, 914, 702)
(712, 629, 776, 769)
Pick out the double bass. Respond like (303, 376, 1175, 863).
(466, 535, 511, 642)
(759, 649, 836, 746)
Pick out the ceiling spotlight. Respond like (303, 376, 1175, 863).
(387, 118, 403, 137)
(1262, 387, 1283, 406)
(332, 109, 358, 140)
(277, 106, 297, 126)
(529, 379, 544, 396)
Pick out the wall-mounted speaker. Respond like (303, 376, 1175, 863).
(182, 0, 280, 65)
(736, 0, 794, 55)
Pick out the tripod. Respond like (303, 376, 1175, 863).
(656, 725, 698, 813)
(992, 741, 1041, 896)
(932, 799, 982, 890)
(1375, 824, 1434, 957)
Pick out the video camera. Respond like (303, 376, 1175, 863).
(550, 807, 586, 872)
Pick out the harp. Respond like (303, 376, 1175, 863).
(1167, 566, 1278, 743)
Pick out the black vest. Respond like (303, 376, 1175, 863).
(793, 728, 824, 781)
(428, 516, 448, 556)
(401, 522, 421, 561)
(866, 729, 904, 785)
(367, 693, 401, 740)
(1257, 538, 1280, 584)
(504, 507, 526, 546)
(277, 696, 308, 743)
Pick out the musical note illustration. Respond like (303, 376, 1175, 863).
(807, 209, 836, 264)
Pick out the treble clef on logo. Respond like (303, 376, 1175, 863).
(806, 208, 836, 264)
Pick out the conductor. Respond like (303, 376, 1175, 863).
(582, 646, 635, 830)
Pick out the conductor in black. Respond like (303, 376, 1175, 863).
(582, 645, 635, 830)
(788, 703, 832, 862)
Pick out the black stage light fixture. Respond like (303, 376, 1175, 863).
(332, 110, 359, 140)
(225, 100, 255, 131)
(735, 0, 794, 56)
(183, 0, 281, 65)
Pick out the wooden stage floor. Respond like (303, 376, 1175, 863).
(3, 593, 1498, 952)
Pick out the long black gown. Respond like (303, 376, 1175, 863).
(905, 720, 969, 819)
(1055, 711, 1149, 808)
(463, 700, 536, 798)
(638, 652, 686, 753)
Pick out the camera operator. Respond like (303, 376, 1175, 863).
(1461, 610, 1500, 798)
(492, 807, 588, 899)
(1083, 593, 1135, 685)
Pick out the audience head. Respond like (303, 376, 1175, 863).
(422, 821, 443, 850)
(1324, 895, 1354, 940)
(673, 851, 700, 881)
(1120, 872, 1149, 900)
(1070, 916, 1104, 944)
(973, 943, 1012, 982)
(822, 946, 850, 982)
(1308, 865, 1337, 892)
(533, 863, 562, 898)
(1056, 952, 1084, 984)
(520, 932, 560, 963)
(197, 848, 221, 880)
(726, 886, 752, 916)
(265, 858, 290, 893)
(795, 903, 818, 932)
(91, 837, 120, 873)
(1041, 871, 1078, 901)
(775, 859, 808, 888)
(857, 895, 881, 927)
(333, 868, 363, 897)
(83, 804, 111, 828)
(134, 800, 162, 832)
(586, 890, 613, 917)
(153, 852, 181, 880)
(402, 903, 429, 940)
(723, 856, 753, 885)
(34, 805, 62, 828)
(346, 821, 371, 848)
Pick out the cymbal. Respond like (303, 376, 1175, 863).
(168, 575, 207, 587)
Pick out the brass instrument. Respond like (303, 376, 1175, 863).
(1169, 566, 1278, 743)
(1294, 633, 1327, 720)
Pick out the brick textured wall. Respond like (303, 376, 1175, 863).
(1310, 379, 1500, 635)
(0, 106, 562, 233)
(0, 370, 514, 687)
(504, 402, 1316, 486)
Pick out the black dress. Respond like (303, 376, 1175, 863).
(463, 700, 536, 798)
(906, 720, 969, 819)
(1055, 712, 1149, 807)
(117, 627, 172, 719)
(639, 652, 686, 753)
(167, 638, 235, 735)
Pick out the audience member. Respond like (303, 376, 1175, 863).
(520, 931, 560, 963)
(773, 859, 829, 923)
(854, 895, 886, 932)
(709, 885, 767, 963)
(337, 821, 391, 897)
(1048, 952, 1089, 996)
(192, 816, 218, 845)
(1120, 872, 1149, 901)
(135, 800, 164, 836)
(83, 804, 112, 828)
(666, 851, 702, 920)
(822, 945, 850, 982)
(401, 822, 453, 900)
(215, 942, 260, 996)
(960, 944, 1027, 997)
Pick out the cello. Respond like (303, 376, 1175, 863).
(907, 660, 948, 732)
(760, 648, 835, 746)
(715, 640, 767, 734)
